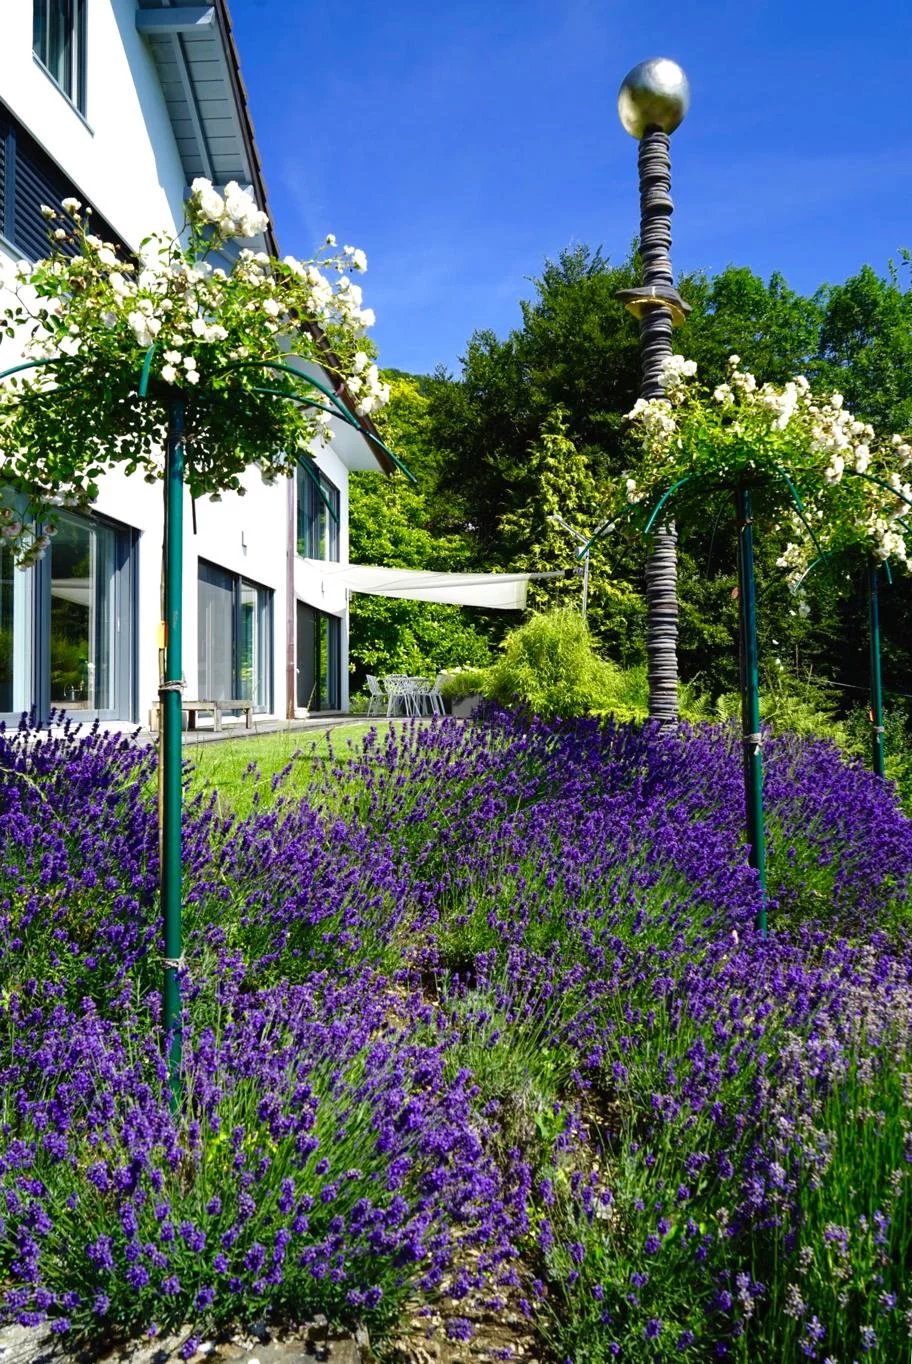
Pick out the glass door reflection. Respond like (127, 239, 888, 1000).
(50, 515, 114, 712)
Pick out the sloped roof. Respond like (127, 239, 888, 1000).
(135, 0, 277, 253)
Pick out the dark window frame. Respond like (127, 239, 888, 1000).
(296, 465, 340, 562)
(33, 0, 88, 116)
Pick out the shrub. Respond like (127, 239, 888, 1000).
(473, 608, 621, 720)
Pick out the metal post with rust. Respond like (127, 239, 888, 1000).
(617, 59, 691, 726)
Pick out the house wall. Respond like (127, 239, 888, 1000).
(0, 0, 186, 249)
(0, 1, 356, 726)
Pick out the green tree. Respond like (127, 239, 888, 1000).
(682, 266, 824, 389)
(816, 257, 912, 433)
(415, 245, 912, 705)
(347, 375, 496, 690)
(497, 407, 644, 656)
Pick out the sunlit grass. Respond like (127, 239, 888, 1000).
(183, 721, 395, 814)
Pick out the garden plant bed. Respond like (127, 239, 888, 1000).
(0, 711, 910, 1361)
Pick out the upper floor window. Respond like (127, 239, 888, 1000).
(33, 0, 87, 115)
(296, 465, 340, 562)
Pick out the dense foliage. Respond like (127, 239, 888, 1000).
(349, 248, 912, 705)
(2, 712, 911, 1359)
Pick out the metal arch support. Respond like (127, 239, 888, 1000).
(735, 483, 767, 936)
(769, 465, 831, 575)
(643, 473, 700, 536)
(844, 467, 912, 512)
(211, 358, 354, 421)
(217, 359, 418, 483)
(361, 431, 417, 484)
(249, 384, 418, 487)
(0, 357, 61, 384)
(138, 344, 158, 399)
(868, 558, 886, 778)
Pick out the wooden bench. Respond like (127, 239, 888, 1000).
(149, 698, 255, 733)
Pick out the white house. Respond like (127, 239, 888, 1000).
(0, 0, 394, 729)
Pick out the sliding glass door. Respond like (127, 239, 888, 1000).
(1, 509, 135, 724)
(0, 543, 33, 715)
(49, 514, 117, 712)
(197, 561, 272, 709)
(296, 602, 340, 711)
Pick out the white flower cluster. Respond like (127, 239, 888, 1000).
(619, 353, 912, 601)
(660, 352, 697, 400)
(347, 350, 390, 416)
(188, 178, 269, 240)
(802, 384, 877, 486)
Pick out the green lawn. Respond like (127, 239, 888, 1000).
(184, 721, 393, 814)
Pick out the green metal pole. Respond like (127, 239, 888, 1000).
(868, 558, 886, 778)
(735, 484, 767, 937)
(161, 396, 185, 1101)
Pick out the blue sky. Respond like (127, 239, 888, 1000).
(229, 0, 912, 377)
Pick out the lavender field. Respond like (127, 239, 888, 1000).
(0, 711, 910, 1361)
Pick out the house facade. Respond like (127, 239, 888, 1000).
(0, 0, 390, 729)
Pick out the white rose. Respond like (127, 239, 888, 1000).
(160, 364, 178, 384)
(61, 196, 81, 215)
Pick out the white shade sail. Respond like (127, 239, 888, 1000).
(299, 561, 568, 610)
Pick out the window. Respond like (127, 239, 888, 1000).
(1, 508, 136, 723)
(0, 101, 123, 260)
(197, 562, 272, 710)
(33, 0, 87, 114)
(296, 465, 340, 561)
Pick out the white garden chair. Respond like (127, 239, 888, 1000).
(365, 674, 387, 717)
(426, 672, 447, 716)
(383, 675, 415, 716)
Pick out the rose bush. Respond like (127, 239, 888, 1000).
(617, 355, 912, 609)
(0, 180, 388, 565)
